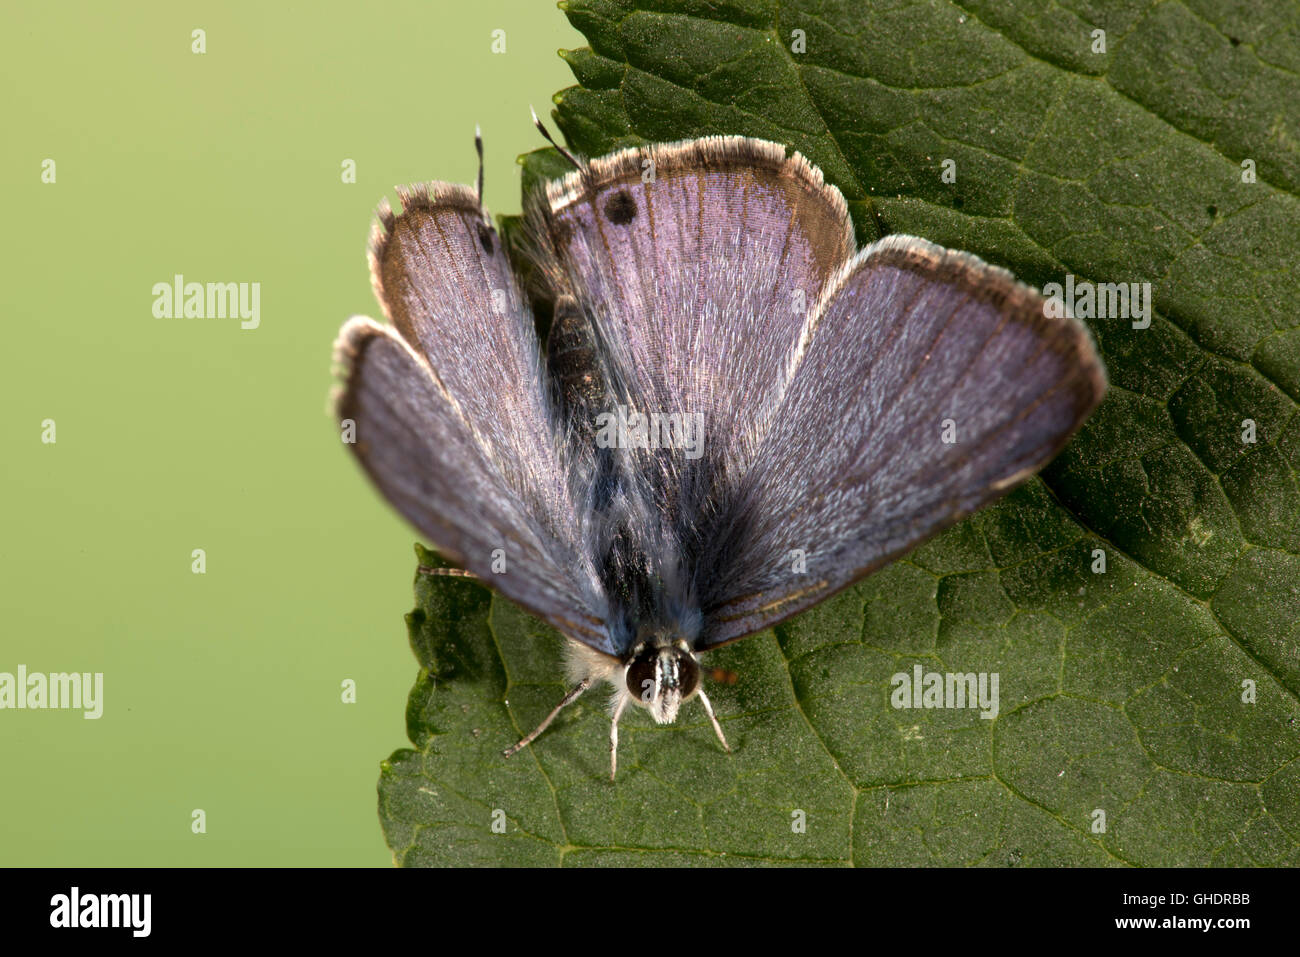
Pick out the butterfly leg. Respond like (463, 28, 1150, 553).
(696, 689, 731, 753)
(608, 694, 629, 781)
(503, 678, 592, 758)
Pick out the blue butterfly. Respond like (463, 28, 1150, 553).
(333, 128, 1105, 779)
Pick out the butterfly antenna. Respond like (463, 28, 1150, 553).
(530, 105, 584, 171)
(474, 124, 487, 218)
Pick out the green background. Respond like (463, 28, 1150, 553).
(0, 1, 582, 866)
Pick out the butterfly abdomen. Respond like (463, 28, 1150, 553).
(546, 295, 609, 436)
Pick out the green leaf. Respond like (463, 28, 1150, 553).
(379, 0, 1300, 866)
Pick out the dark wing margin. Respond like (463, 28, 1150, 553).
(696, 235, 1107, 648)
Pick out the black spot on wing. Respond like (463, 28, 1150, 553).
(604, 190, 636, 225)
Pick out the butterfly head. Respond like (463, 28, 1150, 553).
(624, 636, 699, 724)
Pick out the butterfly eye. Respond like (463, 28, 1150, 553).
(676, 653, 700, 700)
(626, 650, 658, 702)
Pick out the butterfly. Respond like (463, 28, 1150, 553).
(332, 122, 1106, 780)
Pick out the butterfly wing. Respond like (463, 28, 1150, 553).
(527, 137, 856, 602)
(696, 235, 1107, 647)
(334, 184, 611, 652)
(532, 139, 853, 447)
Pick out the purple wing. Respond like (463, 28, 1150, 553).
(520, 138, 863, 650)
(333, 184, 610, 652)
(696, 236, 1107, 647)
(526, 138, 855, 605)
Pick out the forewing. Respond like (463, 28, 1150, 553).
(334, 186, 611, 653)
(697, 236, 1107, 647)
